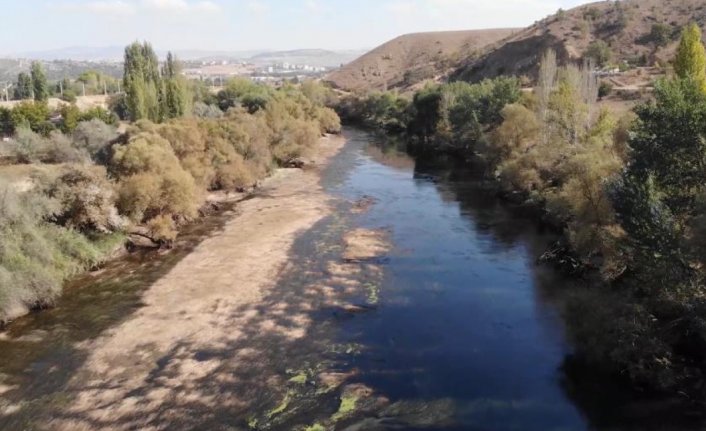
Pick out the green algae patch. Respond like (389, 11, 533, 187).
(303, 424, 325, 431)
(329, 343, 363, 356)
(288, 372, 308, 385)
(267, 391, 293, 419)
(332, 393, 359, 421)
(364, 282, 380, 304)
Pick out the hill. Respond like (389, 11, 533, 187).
(325, 29, 517, 92)
(452, 0, 706, 82)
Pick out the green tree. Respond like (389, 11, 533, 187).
(584, 40, 613, 67)
(647, 23, 673, 47)
(30, 62, 48, 102)
(674, 23, 706, 94)
(0, 107, 13, 136)
(10, 101, 51, 134)
(162, 52, 189, 119)
(14, 72, 32, 100)
(123, 42, 163, 122)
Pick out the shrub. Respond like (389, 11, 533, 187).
(598, 81, 613, 99)
(0, 183, 118, 324)
(7, 127, 49, 163)
(44, 131, 88, 163)
(316, 107, 342, 134)
(81, 106, 118, 126)
(108, 93, 130, 121)
(43, 166, 119, 233)
(217, 78, 273, 113)
(10, 101, 50, 134)
(214, 154, 254, 191)
(192, 101, 224, 119)
(73, 119, 119, 164)
(112, 132, 199, 225)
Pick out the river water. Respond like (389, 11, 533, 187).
(0, 128, 697, 430)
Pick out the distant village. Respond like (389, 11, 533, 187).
(182, 59, 332, 85)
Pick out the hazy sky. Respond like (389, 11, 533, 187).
(2, 0, 589, 53)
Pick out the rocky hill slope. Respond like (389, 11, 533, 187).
(325, 29, 517, 92)
(329, 0, 706, 91)
(453, 0, 706, 82)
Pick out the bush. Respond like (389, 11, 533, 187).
(60, 90, 78, 103)
(43, 166, 120, 233)
(108, 93, 130, 121)
(112, 132, 199, 226)
(192, 101, 223, 119)
(598, 81, 613, 99)
(73, 119, 119, 164)
(10, 101, 50, 135)
(0, 183, 119, 324)
(44, 131, 88, 163)
(217, 78, 273, 113)
(7, 127, 49, 163)
(316, 107, 342, 134)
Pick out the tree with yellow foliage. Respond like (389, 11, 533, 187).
(674, 23, 706, 93)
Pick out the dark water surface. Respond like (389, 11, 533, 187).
(0, 128, 698, 430)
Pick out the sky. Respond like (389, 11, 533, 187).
(1, 0, 590, 53)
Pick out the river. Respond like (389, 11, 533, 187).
(0, 128, 698, 430)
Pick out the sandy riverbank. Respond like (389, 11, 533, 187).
(39, 134, 357, 430)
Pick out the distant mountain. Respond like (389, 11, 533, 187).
(7, 46, 127, 62)
(4, 46, 365, 68)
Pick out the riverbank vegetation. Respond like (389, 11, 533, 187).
(338, 23, 706, 396)
(0, 42, 341, 325)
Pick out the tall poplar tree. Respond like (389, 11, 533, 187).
(123, 42, 163, 122)
(30, 62, 48, 102)
(162, 52, 189, 119)
(674, 23, 706, 94)
(14, 72, 32, 100)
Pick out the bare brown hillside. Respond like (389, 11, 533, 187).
(453, 0, 706, 82)
(325, 29, 517, 92)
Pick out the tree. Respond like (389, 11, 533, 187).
(617, 78, 706, 223)
(14, 72, 32, 100)
(0, 107, 13, 136)
(10, 101, 51, 134)
(584, 40, 613, 67)
(123, 42, 163, 122)
(30, 62, 48, 102)
(648, 23, 673, 48)
(674, 23, 706, 94)
(162, 52, 189, 119)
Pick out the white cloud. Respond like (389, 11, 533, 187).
(192, 1, 220, 12)
(55, 0, 137, 15)
(55, 0, 221, 16)
(304, 0, 320, 12)
(246, 0, 269, 14)
(141, 0, 221, 13)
